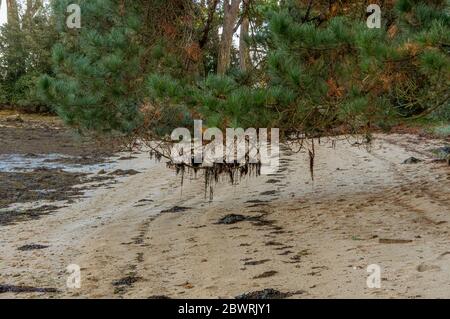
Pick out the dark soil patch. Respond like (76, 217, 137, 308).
(17, 244, 49, 251)
(1, 166, 113, 202)
(0, 169, 89, 209)
(379, 238, 413, 244)
(402, 157, 422, 164)
(216, 214, 248, 225)
(249, 217, 277, 228)
(0, 167, 115, 226)
(244, 259, 271, 266)
(0, 205, 62, 226)
(236, 288, 302, 299)
(285, 250, 310, 263)
(0, 115, 116, 157)
(134, 198, 154, 207)
(245, 199, 270, 204)
(274, 245, 294, 251)
(191, 225, 207, 229)
(215, 214, 276, 228)
(0, 116, 118, 225)
(260, 190, 279, 196)
(113, 276, 141, 286)
(252, 271, 278, 279)
(136, 253, 144, 263)
(0, 284, 59, 294)
(161, 206, 191, 213)
(112, 275, 142, 294)
(148, 295, 171, 299)
(109, 169, 140, 176)
(245, 199, 271, 208)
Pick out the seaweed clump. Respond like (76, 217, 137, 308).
(167, 160, 262, 200)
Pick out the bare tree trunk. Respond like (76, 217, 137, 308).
(217, 0, 241, 75)
(239, 0, 251, 71)
(6, 0, 19, 27)
(23, 0, 43, 29)
(199, 0, 219, 49)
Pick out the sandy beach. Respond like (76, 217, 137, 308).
(1, 117, 449, 298)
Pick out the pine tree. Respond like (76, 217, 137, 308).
(40, 0, 145, 132)
(41, 0, 449, 139)
(40, 0, 197, 133)
(261, 0, 450, 135)
(148, 0, 449, 138)
(393, 0, 450, 119)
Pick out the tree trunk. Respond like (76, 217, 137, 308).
(199, 0, 219, 49)
(217, 0, 241, 75)
(6, 0, 19, 27)
(239, 0, 251, 71)
(23, 0, 43, 29)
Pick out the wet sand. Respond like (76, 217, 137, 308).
(0, 114, 449, 298)
(0, 112, 117, 224)
(0, 110, 115, 156)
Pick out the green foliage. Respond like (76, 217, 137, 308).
(432, 124, 450, 137)
(37, 0, 449, 139)
(143, 0, 449, 137)
(41, 0, 198, 133)
(0, 3, 57, 111)
(41, 0, 145, 132)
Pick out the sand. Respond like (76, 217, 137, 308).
(0, 133, 449, 299)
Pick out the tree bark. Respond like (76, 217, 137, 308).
(199, 0, 219, 49)
(23, 0, 43, 29)
(6, 0, 19, 27)
(217, 0, 241, 75)
(239, 0, 251, 71)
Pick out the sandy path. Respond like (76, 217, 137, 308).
(0, 134, 449, 298)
